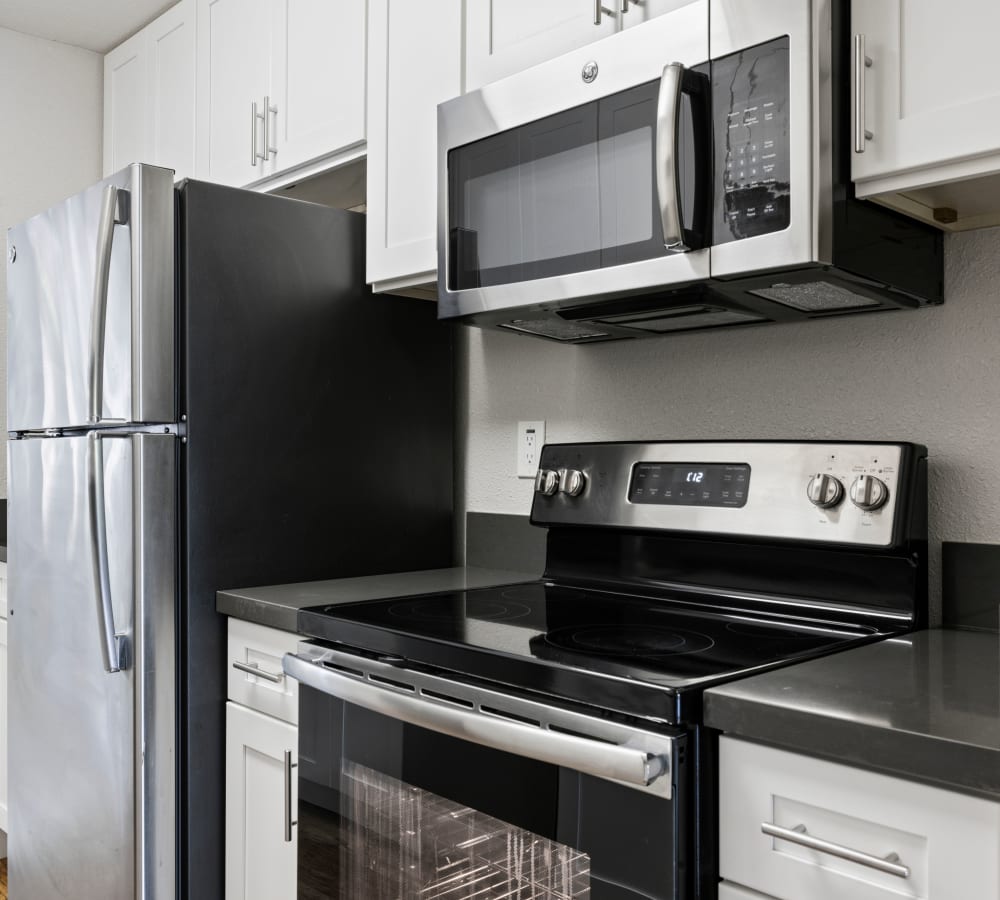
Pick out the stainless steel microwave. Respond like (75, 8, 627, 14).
(437, 0, 943, 343)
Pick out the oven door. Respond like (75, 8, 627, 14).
(437, 2, 711, 324)
(285, 645, 691, 900)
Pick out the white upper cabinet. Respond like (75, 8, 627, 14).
(146, 1, 197, 178)
(103, 0, 195, 180)
(196, 0, 367, 187)
(196, 0, 272, 186)
(104, 30, 147, 176)
(366, 0, 462, 293)
(466, 0, 700, 90)
(272, 0, 366, 174)
(852, 0, 1000, 231)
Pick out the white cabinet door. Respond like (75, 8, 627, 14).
(367, 0, 462, 291)
(465, 0, 616, 91)
(225, 702, 297, 900)
(103, 30, 148, 176)
(270, 0, 367, 175)
(196, 0, 272, 186)
(619, 0, 700, 29)
(146, 0, 197, 179)
(852, 0, 1000, 192)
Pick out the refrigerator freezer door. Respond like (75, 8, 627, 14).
(8, 432, 177, 900)
(7, 164, 175, 432)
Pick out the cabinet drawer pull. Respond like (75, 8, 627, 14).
(761, 822, 910, 879)
(232, 659, 284, 684)
(593, 0, 614, 25)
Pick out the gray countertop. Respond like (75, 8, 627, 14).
(218, 566, 539, 633)
(704, 629, 1000, 799)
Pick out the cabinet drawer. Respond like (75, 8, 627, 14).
(227, 618, 299, 724)
(720, 736, 1000, 900)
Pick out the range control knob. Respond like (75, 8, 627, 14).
(806, 473, 844, 509)
(558, 468, 587, 497)
(850, 475, 889, 512)
(534, 469, 560, 496)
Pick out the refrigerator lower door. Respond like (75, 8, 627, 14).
(8, 432, 176, 900)
(6, 164, 175, 433)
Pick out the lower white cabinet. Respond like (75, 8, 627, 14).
(719, 736, 1000, 900)
(225, 619, 299, 900)
(0, 560, 8, 846)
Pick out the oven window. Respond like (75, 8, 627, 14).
(339, 762, 590, 899)
(447, 80, 698, 291)
(297, 687, 686, 900)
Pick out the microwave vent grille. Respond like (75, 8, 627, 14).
(750, 281, 881, 313)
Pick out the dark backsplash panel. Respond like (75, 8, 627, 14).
(465, 512, 546, 575)
(942, 542, 1000, 632)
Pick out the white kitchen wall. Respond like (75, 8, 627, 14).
(460, 228, 1000, 620)
(0, 27, 103, 496)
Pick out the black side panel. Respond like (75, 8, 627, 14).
(178, 181, 455, 900)
(831, 0, 943, 300)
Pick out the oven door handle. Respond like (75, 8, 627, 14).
(283, 652, 672, 795)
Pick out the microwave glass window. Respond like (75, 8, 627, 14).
(448, 80, 696, 291)
(713, 37, 791, 244)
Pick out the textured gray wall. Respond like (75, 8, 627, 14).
(459, 228, 1000, 621)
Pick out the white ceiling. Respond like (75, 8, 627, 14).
(0, 0, 176, 53)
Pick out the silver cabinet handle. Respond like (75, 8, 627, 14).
(89, 185, 129, 424)
(232, 659, 284, 684)
(284, 650, 672, 793)
(594, 0, 614, 25)
(87, 432, 128, 673)
(283, 750, 298, 843)
(621, 0, 641, 12)
(264, 96, 277, 160)
(252, 101, 267, 166)
(854, 34, 874, 153)
(762, 822, 911, 879)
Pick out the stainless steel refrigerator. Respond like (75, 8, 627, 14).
(5, 164, 455, 900)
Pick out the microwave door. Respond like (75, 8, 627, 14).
(709, 0, 818, 278)
(7, 164, 175, 433)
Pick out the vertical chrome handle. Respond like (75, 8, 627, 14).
(252, 101, 267, 165)
(263, 96, 277, 160)
(89, 185, 129, 424)
(251, 101, 258, 166)
(87, 432, 128, 673)
(594, 0, 613, 25)
(283, 750, 298, 843)
(854, 34, 873, 153)
(656, 63, 687, 250)
(621, 0, 641, 12)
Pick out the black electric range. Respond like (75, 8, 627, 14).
(286, 441, 928, 900)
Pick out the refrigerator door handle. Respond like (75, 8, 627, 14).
(88, 185, 130, 425)
(87, 431, 129, 673)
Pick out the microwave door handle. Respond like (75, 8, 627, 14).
(656, 63, 711, 253)
(89, 185, 130, 424)
(656, 63, 688, 250)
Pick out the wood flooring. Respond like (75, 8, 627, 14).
(0, 857, 8, 899)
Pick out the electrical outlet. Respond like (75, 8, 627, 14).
(516, 421, 545, 478)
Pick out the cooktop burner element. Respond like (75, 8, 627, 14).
(388, 595, 533, 623)
(543, 624, 716, 658)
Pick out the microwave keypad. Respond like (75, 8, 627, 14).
(714, 37, 791, 244)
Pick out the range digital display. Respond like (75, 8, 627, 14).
(629, 462, 750, 508)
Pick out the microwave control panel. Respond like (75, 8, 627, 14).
(714, 36, 790, 244)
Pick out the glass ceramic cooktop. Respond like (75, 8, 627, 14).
(299, 581, 880, 714)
